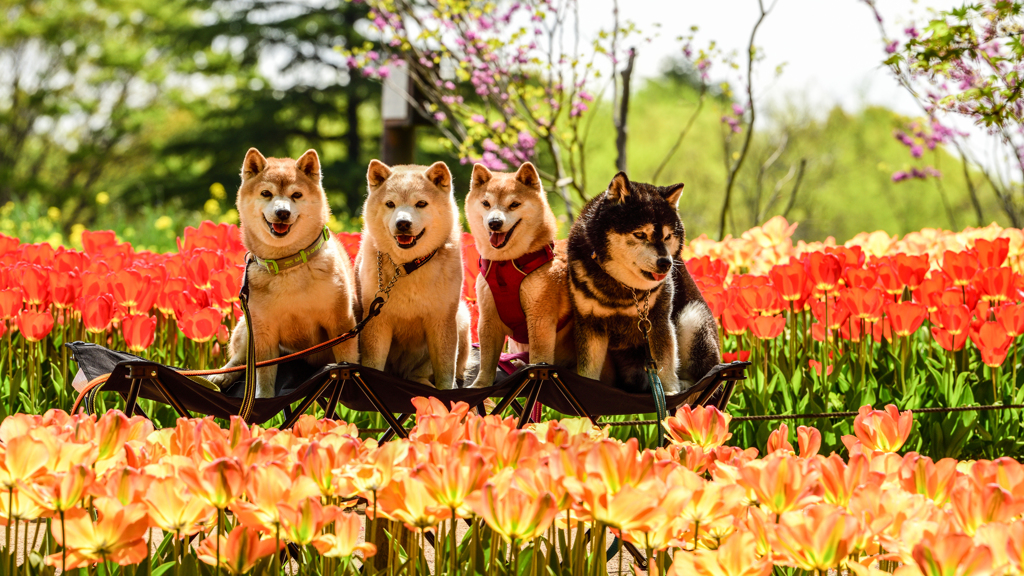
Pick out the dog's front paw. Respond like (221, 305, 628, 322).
(660, 374, 681, 396)
(433, 377, 456, 391)
(255, 380, 276, 399)
(207, 371, 242, 390)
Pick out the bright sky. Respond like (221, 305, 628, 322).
(577, 0, 948, 117)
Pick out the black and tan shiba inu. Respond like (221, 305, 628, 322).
(567, 172, 720, 394)
(464, 162, 574, 388)
(354, 159, 471, 389)
(209, 148, 360, 398)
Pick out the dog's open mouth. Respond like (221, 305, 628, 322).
(642, 270, 668, 282)
(489, 220, 520, 249)
(395, 228, 425, 249)
(266, 218, 292, 238)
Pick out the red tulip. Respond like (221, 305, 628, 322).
(722, 350, 751, 363)
(0, 289, 22, 320)
(887, 301, 927, 338)
(178, 307, 223, 343)
(686, 255, 730, 284)
(894, 253, 929, 290)
(156, 277, 189, 315)
(82, 295, 115, 334)
(974, 267, 1016, 303)
(722, 309, 749, 336)
(739, 286, 779, 315)
(874, 264, 905, 296)
(804, 253, 842, 295)
(750, 315, 785, 339)
(841, 287, 884, 321)
(769, 261, 808, 302)
(970, 321, 1011, 367)
(808, 359, 833, 376)
(54, 248, 87, 273)
(337, 231, 363, 264)
(122, 314, 157, 353)
(995, 303, 1024, 337)
(15, 310, 54, 342)
(913, 274, 947, 312)
(18, 265, 50, 309)
(811, 297, 850, 329)
(49, 270, 79, 309)
(942, 250, 980, 287)
(186, 249, 223, 290)
(81, 230, 118, 254)
(21, 242, 55, 266)
(109, 270, 152, 314)
(931, 326, 968, 352)
(0, 233, 19, 257)
(844, 267, 877, 289)
(974, 237, 1009, 268)
(209, 269, 241, 309)
(935, 304, 971, 335)
(824, 245, 865, 271)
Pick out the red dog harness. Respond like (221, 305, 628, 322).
(479, 242, 569, 344)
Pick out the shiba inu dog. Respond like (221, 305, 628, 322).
(567, 172, 720, 394)
(354, 159, 471, 389)
(209, 148, 360, 398)
(465, 162, 574, 388)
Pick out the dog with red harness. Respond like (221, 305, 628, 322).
(465, 162, 575, 388)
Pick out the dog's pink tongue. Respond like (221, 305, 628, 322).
(396, 235, 415, 245)
(652, 272, 667, 281)
(272, 222, 290, 234)
(489, 232, 507, 248)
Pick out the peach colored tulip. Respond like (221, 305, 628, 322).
(197, 525, 284, 574)
(843, 404, 913, 454)
(0, 435, 50, 491)
(375, 475, 448, 531)
(766, 423, 794, 454)
(469, 483, 558, 542)
(20, 464, 93, 515)
(669, 531, 772, 576)
(409, 397, 471, 444)
(313, 510, 378, 559)
(796, 426, 821, 458)
(905, 533, 994, 576)
(663, 405, 733, 451)
(45, 497, 149, 569)
(414, 441, 489, 517)
(144, 476, 214, 537)
(279, 497, 334, 546)
(899, 453, 959, 505)
(949, 477, 1024, 536)
(771, 504, 860, 571)
(818, 453, 883, 507)
(230, 464, 319, 533)
(178, 456, 247, 510)
(738, 454, 820, 516)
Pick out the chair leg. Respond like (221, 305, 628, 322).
(517, 380, 542, 429)
(550, 373, 600, 425)
(379, 414, 412, 443)
(351, 373, 410, 439)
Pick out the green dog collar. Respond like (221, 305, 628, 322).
(250, 226, 332, 275)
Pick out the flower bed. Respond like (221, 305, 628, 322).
(0, 401, 1019, 575)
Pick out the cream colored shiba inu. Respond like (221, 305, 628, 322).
(465, 162, 574, 388)
(354, 159, 470, 389)
(567, 172, 720, 394)
(209, 147, 359, 398)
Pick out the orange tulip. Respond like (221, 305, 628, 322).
(796, 426, 821, 458)
(818, 453, 883, 507)
(414, 441, 489, 516)
(312, 509, 378, 559)
(409, 396, 472, 444)
(21, 464, 93, 515)
(843, 404, 913, 454)
(197, 525, 284, 575)
(45, 497, 149, 569)
(374, 475, 448, 531)
(121, 313, 156, 352)
(771, 504, 860, 571)
(663, 405, 733, 451)
(469, 483, 558, 542)
(0, 435, 50, 491)
(738, 453, 819, 516)
(766, 423, 794, 454)
(279, 497, 334, 546)
(668, 531, 772, 576)
(231, 464, 319, 533)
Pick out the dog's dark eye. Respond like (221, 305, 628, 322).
(260, 190, 272, 198)
(664, 233, 672, 241)
(509, 201, 521, 209)
(482, 200, 490, 209)
(633, 232, 646, 240)
(292, 192, 302, 200)
(416, 201, 428, 208)
(385, 201, 395, 209)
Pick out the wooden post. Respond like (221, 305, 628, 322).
(381, 59, 416, 165)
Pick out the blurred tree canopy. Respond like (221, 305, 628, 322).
(0, 0, 380, 228)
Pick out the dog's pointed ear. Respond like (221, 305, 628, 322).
(367, 159, 392, 189)
(242, 148, 267, 180)
(423, 161, 452, 192)
(471, 163, 493, 189)
(662, 183, 684, 208)
(515, 162, 541, 189)
(606, 172, 631, 203)
(295, 149, 321, 182)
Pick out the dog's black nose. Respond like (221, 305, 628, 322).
(396, 219, 412, 232)
(488, 219, 503, 231)
(275, 208, 291, 221)
(655, 257, 673, 273)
